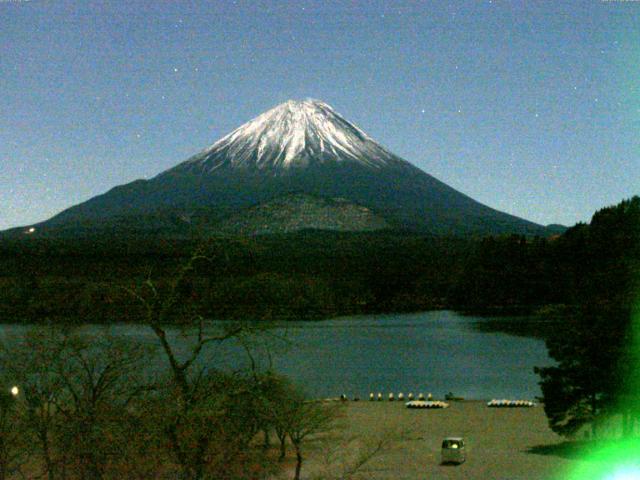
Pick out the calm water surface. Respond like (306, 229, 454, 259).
(1, 311, 551, 400)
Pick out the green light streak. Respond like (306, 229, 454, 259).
(560, 273, 640, 479)
(561, 437, 640, 480)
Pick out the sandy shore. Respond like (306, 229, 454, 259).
(299, 400, 583, 480)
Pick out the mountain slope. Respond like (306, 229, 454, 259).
(13, 99, 548, 237)
(216, 193, 390, 235)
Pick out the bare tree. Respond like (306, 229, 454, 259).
(128, 246, 268, 480)
(283, 397, 342, 480)
(256, 374, 297, 462)
(54, 333, 151, 480)
(309, 433, 395, 480)
(0, 387, 25, 480)
(1, 327, 152, 480)
(1, 327, 68, 480)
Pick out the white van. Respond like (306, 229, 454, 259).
(441, 437, 466, 464)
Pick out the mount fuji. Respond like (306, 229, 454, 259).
(15, 99, 549, 237)
(173, 99, 404, 173)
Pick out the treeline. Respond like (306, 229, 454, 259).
(0, 197, 637, 325)
(454, 196, 639, 314)
(0, 232, 472, 324)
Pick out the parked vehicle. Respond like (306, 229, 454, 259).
(441, 437, 466, 464)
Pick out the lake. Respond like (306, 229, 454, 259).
(0, 311, 552, 400)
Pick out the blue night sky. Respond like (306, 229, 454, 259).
(1, 0, 638, 230)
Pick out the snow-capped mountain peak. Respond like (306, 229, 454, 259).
(26, 99, 548, 238)
(174, 99, 403, 174)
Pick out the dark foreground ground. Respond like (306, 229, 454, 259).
(292, 401, 591, 480)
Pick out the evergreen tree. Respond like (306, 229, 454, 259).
(535, 196, 640, 438)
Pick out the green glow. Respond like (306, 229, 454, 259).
(561, 438, 640, 480)
(631, 297, 640, 403)
(560, 288, 640, 479)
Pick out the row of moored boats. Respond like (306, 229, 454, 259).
(487, 399, 536, 408)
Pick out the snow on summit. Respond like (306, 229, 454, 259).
(175, 99, 405, 174)
(33, 100, 548, 237)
